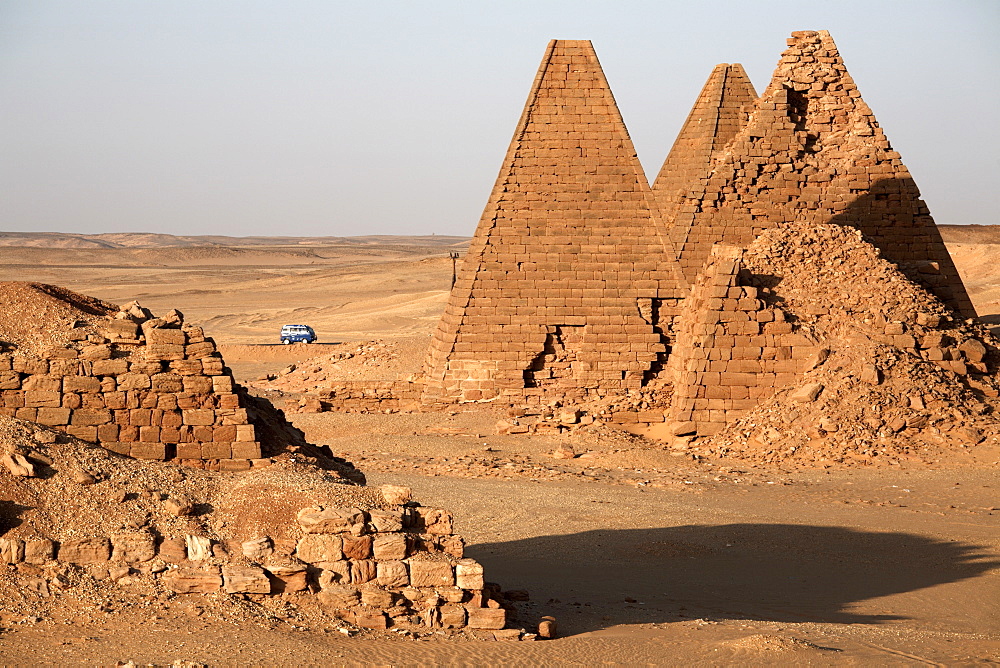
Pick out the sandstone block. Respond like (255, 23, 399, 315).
(146, 344, 185, 360)
(185, 535, 212, 561)
(182, 377, 213, 394)
(360, 586, 394, 608)
(23, 539, 55, 564)
(2, 453, 36, 477)
(111, 532, 156, 563)
(202, 358, 224, 375)
(959, 338, 987, 363)
(375, 560, 409, 587)
(182, 408, 215, 425)
(24, 376, 62, 392)
(372, 533, 407, 561)
(162, 567, 222, 594)
(200, 442, 231, 459)
(318, 561, 351, 588)
(213, 375, 235, 393)
(130, 443, 167, 460)
(441, 603, 468, 628)
(24, 390, 61, 408)
(151, 373, 184, 393)
(297, 506, 366, 534)
(412, 508, 454, 535)
(455, 558, 485, 590)
(439, 535, 465, 558)
(293, 535, 343, 568)
(158, 537, 188, 563)
(350, 559, 377, 585)
(242, 536, 273, 561)
(408, 559, 454, 587)
(117, 373, 151, 391)
(466, 607, 506, 630)
(105, 320, 140, 339)
(352, 609, 389, 629)
(186, 341, 216, 359)
(223, 565, 271, 594)
(789, 383, 823, 403)
(146, 328, 186, 346)
(380, 484, 412, 505)
(92, 359, 129, 376)
(264, 558, 308, 593)
(59, 537, 110, 563)
(0, 372, 20, 390)
(342, 534, 373, 560)
(0, 538, 24, 563)
(231, 442, 261, 459)
(368, 509, 404, 533)
(317, 584, 360, 608)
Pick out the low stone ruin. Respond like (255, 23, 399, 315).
(0, 297, 264, 468)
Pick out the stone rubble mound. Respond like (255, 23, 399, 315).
(699, 222, 999, 466)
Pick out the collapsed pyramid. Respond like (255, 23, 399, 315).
(422, 40, 688, 403)
(661, 30, 974, 317)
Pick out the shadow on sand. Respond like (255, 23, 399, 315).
(467, 523, 999, 632)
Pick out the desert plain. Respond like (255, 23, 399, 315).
(0, 228, 997, 665)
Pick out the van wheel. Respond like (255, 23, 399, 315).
(282, 338, 290, 345)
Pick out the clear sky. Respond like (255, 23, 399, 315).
(0, 0, 997, 237)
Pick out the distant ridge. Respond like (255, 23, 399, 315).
(936, 225, 1000, 245)
(0, 231, 470, 249)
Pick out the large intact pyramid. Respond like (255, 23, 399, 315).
(421, 40, 688, 404)
(661, 30, 975, 317)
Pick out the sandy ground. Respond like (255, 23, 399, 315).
(0, 231, 998, 665)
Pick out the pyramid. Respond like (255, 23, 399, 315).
(422, 40, 688, 404)
(666, 30, 975, 317)
(652, 63, 757, 235)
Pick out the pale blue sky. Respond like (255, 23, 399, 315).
(0, 1, 997, 237)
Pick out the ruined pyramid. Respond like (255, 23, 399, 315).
(652, 63, 757, 234)
(663, 30, 975, 317)
(422, 40, 688, 404)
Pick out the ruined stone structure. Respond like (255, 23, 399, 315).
(421, 40, 688, 405)
(662, 30, 974, 316)
(668, 245, 827, 435)
(652, 63, 757, 227)
(296, 32, 986, 443)
(0, 305, 262, 467)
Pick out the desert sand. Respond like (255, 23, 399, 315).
(0, 229, 997, 665)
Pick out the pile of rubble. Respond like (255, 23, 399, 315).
(696, 222, 999, 466)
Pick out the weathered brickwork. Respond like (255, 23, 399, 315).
(668, 246, 825, 435)
(653, 63, 757, 228)
(0, 311, 261, 465)
(663, 30, 974, 316)
(421, 39, 689, 404)
(0, 485, 506, 631)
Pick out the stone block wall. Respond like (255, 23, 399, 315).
(669, 246, 825, 435)
(0, 316, 261, 467)
(0, 492, 507, 631)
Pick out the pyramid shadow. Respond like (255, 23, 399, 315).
(468, 523, 1000, 633)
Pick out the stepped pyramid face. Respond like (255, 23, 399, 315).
(668, 30, 975, 316)
(422, 40, 688, 404)
(653, 63, 757, 233)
